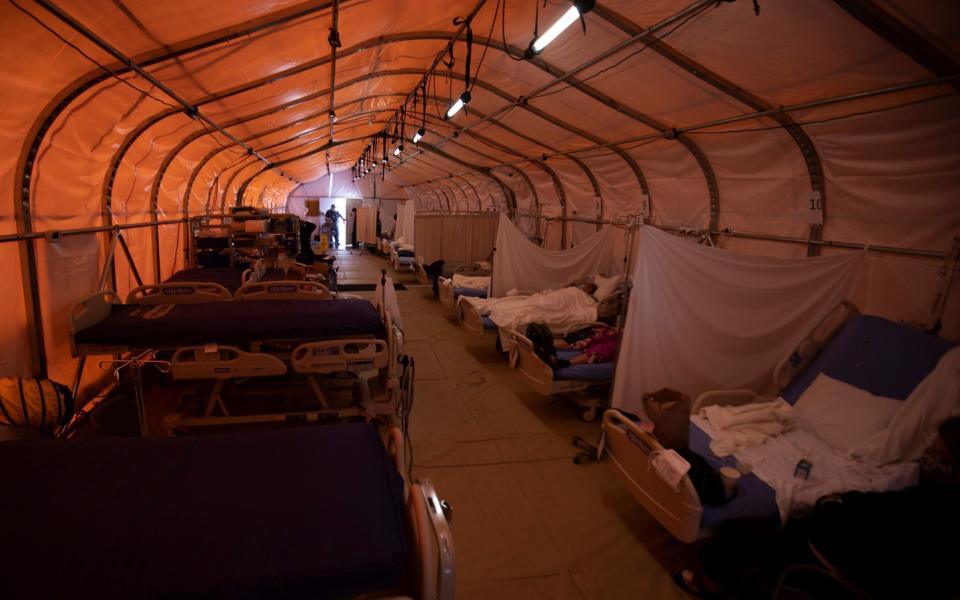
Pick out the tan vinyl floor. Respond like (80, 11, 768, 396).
(334, 249, 693, 600)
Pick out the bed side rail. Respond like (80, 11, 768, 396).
(411, 479, 455, 600)
(69, 291, 121, 357)
(415, 261, 430, 284)
(234, 280, 332, 301)
(602, 409, 703, 543)
(438, 277, 455, 307)
(458, 299, 486, 337)
(773, 300, 859, 392)
(170, 345, 287, 380)
(290, 339, 388, 375)
(127, 282, 233, 304)
(692, 389, 777, 414)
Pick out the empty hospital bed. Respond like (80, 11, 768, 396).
(69, 291, 397, 430)
(602, 302, 957, 542)
(0, 423, 454, 599)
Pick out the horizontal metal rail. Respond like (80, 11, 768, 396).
(0, 213, 950, 259)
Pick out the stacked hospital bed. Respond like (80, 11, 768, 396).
(602, 302, 958, 542)
(0, 423, 454, 598)
(70, 268, 401, 432)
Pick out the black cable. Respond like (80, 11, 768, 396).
(685, 93, 955, 136)
(9, 0, 180, 110)
(468, 0, 503, 92)
(501, 0, 527, 61)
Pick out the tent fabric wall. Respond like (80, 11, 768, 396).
(491, 214, 623, 297)
(0, 0, 957, 380)
(612, 226, 865, 416)
(413, 213, 497, 265)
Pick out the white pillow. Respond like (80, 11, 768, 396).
(794, 373, 902, 453)
(593, 274, 621, 301)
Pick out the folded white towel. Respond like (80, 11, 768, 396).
(701, 399, 795, 457)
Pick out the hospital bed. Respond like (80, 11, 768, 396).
(390, 242, 416, 272)
(0, 423, 454, 599)
(506, 324, 614, 422)
(69, 290, 401, 430)
(133, 260, 330, 304)
(457, 287, 622, 340)
(437, 269, 491, 308)
(602, 301, 957, 542)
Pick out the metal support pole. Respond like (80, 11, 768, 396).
(117, 233, 144, 288)
(98, 234, 120, 292)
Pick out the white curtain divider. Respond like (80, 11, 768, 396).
(612, 226, 865, 416)
(356, 206, 378, 244)
(491, 213, 622, 297)
(394, 201, 415, 244)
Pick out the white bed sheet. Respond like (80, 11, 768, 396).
(692, 411, 918, 522)
(462, 287, 598, 333)
(451, 274, 490, 290)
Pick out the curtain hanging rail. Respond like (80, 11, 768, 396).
(34, 0, 288, 179)
(656, 226, 950, 259)
(0, 218, 190, 243)
(413, 208, 950, 258)
(1, 214, 947, 260)
(420, 73, 960, 184)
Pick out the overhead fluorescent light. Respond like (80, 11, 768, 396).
(445, 91, 471, 120)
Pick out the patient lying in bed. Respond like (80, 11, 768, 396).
(461, 282, 600, 333)
(554, 325, 620, 368)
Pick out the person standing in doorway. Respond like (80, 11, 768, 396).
(324, 204, 344, 248)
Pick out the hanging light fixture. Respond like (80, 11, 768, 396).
(445, 23, 473, 120)
(528, 0, 595, 55)
(413, 81, 426, 144)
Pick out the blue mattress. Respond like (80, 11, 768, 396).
(695, 315, 956, 529)
(782, 315, 956, 403)
(0, 424, 407, 598)
(454, 286, 487, 299)
(74, 298, 383, 350)
(482, 316, 496, 330)
(554, 349, 614, 381)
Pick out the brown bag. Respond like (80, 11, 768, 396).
(642, 388, 691, 450)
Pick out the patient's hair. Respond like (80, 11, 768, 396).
(570, 276, 597, 295)
(939, 416, 960, 460)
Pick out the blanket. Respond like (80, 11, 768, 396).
(850, 346, 960, 464)
(451, 274, 490, 290)
(700, 399, 795, 457)
(693, 403, 918, 522)
(462, 287, 598, 333)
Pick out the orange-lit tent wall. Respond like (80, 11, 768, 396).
(0, 0, 957, 387)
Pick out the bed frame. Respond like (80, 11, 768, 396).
(127, 282, 234, 304)
(415, 258, 430, 284)
(457, 297, 491, 338)
(234, 280, 332, 300)
(601, 300, 861, 542)
(437, 266, 491, 308)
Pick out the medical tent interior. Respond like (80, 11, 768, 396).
(0, 0, 958, 598)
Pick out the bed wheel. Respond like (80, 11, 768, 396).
(580, 405, 598, 422)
